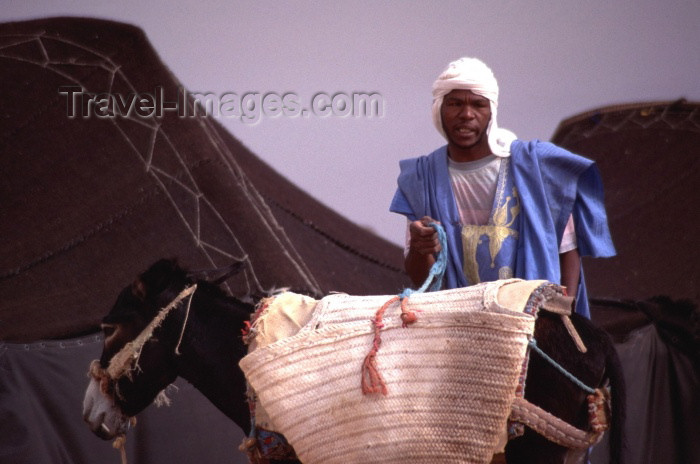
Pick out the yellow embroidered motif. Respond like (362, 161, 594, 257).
(461, 187, 520, 284)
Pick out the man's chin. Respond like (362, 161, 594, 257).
(449, 135, 483, 151)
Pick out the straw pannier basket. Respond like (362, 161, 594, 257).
(240, 279, 552, 464)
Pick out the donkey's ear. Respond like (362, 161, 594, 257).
(132, 278, 147, 301)
(186, 260, 246, 285)
(136, 258, 183, 299)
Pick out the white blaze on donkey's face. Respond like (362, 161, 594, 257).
(82, 375, 131, 440)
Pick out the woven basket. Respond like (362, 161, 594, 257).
(240, 280, 551, 464)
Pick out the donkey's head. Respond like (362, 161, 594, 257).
(82, 259, 200, 439)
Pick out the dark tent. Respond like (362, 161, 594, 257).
(0, 16, 407, 464)
(1, 16, 698, 464)
(551, 100, 699, 303)
(0, 16, 409, 344)
(551, 102, 700, 464)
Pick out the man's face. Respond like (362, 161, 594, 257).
(440, 89, 492, 155)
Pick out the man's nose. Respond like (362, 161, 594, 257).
(459, 104, 475, 119)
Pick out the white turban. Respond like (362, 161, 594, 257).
(431, 57, 516, 157)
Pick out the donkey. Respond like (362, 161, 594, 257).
(83, 258, 625, 463)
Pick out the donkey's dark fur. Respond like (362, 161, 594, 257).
(90, 259, 626, 463)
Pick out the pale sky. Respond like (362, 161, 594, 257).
(4, 1, 699, 246)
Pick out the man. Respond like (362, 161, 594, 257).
(390, 57, 615, 317)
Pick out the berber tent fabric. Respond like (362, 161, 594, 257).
(0, 16, 408, 464)
(552, 103, 700, 464)
(0, 16, 409, 344)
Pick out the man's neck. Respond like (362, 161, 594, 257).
(447, 143, 492, 163)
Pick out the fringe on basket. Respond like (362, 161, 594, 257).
(361, 296, 418, 395)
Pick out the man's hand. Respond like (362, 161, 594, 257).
(405, 217, 441, 286)
(408, 216, 442, 255)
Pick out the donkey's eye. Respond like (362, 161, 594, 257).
(101, 324, 116, 338)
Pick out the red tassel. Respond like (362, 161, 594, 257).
(361, 296, 399, 395)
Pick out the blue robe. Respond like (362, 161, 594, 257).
(389, 140, 615, 318)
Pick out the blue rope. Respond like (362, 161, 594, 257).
(528, 339, 596, 395)
(399, 222, 447, 298)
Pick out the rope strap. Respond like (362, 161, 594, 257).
(510, 397, 607, 449)
(361, 223, 446, 395)
(527, 339, 596, 395)
(106, 284, 197, 380)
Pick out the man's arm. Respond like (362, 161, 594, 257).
(559, 248, 581, 297)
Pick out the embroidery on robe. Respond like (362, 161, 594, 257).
(461, 158, 520, 284)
